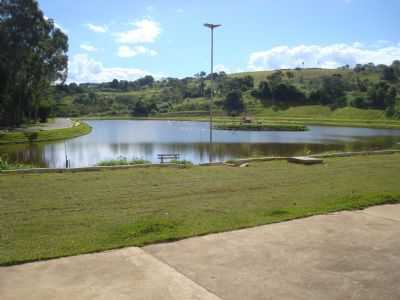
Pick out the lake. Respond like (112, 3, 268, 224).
(1, 120, 400, 168)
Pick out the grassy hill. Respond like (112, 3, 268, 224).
(52, 64, 400, 128)
(232, 68, 381, 85)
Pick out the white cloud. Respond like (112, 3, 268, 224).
(115, 19, 161, 44)
(80, 44, 98, 52)
(68, 54, 152, 83)
(86, 23, 108, 33)
(248, 43, 400, 71)
(117, 45, 158, 58)
(214, 64, 230, 73)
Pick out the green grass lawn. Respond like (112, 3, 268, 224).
(0, 122, 92, 145)
(1, 154, 400, 266)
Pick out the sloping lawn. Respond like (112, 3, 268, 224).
(1, 154, 400, 265)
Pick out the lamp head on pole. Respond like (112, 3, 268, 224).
(204, 23, 222, 29)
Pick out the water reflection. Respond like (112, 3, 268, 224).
(1, 120, 400, 168)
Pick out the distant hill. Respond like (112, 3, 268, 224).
(51, 62, 400, 120)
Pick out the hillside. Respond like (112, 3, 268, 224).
(51, 62, 400, 126)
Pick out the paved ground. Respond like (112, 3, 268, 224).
(0, 248, 220, 300)
(1, 204, 400, 300)
(0, 118, 73, 133)
(30, 118, 73, 131)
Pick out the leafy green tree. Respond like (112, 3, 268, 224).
(367, 82, 396, 109)
(381, 66, 396, 81)
(319, 75, 347, 108)
(350, 96, 367, 109)
(255, 81, 273, 105)
(131, 100, 150, 116)
(272, 83, 306, 107)
(267, 71, 283, 87)
(136, 75, 155, 87)
(111, 79, 119, 89)
(0, 0, 68, 126)
(223, 90, 245, 116)
(194, 71, 206, 97)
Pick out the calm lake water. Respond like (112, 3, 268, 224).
(1, 120, 400, 168)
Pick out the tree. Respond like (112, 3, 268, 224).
(256, 81, 272, 104)
(194, 71, 206, 97)
(319, 75, 347, 108)
(350, 96, 367, 109)
(367, 82, 396, 109)
(381, 66, 396, 81)
(223, 90, 245, 116)
(267, 71, 283, 87)
(0, 0, 68, 126)
(271, 83, 306, 107)
(111, 79, 119, 89)
(136, 75, 154, 87)
(131, 100, 150, 116)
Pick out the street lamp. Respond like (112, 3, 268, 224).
(204, 23, 222, 163)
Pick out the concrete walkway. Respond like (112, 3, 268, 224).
(1, 204, 400, 300)
(30, 118, 73, 131)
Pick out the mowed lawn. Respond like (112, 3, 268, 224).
(1, 154, 400, 266)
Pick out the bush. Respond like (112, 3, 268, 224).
(350, 96, 368, 109)
(97, 156, 150, 166)
(0, 156, 10, 170)
(0, 156, 34, 171)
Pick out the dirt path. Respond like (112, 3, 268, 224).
(30, 118, 73, 131)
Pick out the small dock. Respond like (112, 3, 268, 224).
(288, 156, 323, 165)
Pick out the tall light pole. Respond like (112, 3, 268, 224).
(204, 23, 221, 163)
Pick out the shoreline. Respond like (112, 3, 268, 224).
(78, 114, 400, 130)
(1, 149, 399, 174)
(0, 121, 92, 145)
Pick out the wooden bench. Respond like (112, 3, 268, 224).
(158, 154, 180, 164)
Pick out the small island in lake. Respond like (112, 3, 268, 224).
(214, 122, 308, 132)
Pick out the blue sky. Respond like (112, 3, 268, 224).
(38, 0, 400, 83)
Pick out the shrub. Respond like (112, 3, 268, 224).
(97, 156, 150, 166)
(0, 156, 10, 170)
(0, 156, 34, 171)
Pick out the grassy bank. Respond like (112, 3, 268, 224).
(1, 154, 400, 265)
(0, 121, 92, 145)
(80, 106, 400, 129)
(214, 122, 307, 131)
